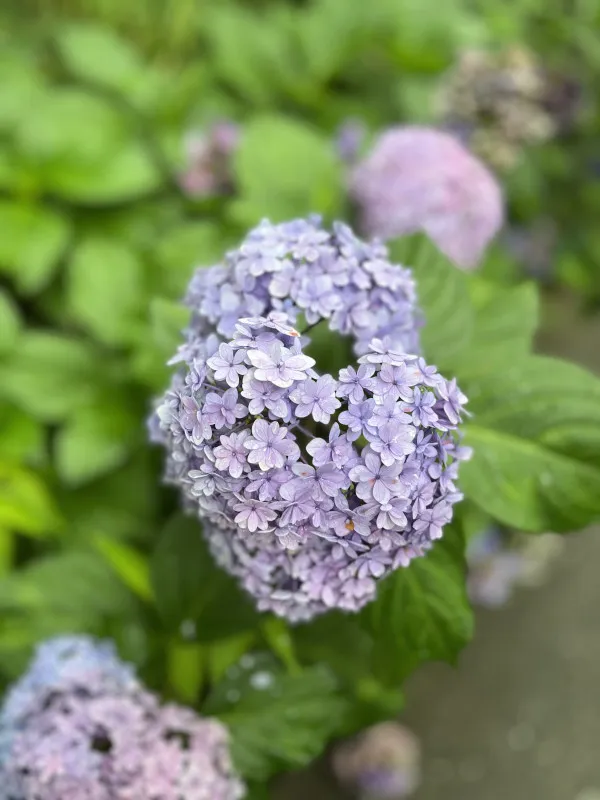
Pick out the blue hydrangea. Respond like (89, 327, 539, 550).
(0, 636, 244, 800)
(151, 218, 470, 621)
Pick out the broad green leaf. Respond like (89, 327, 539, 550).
(93, 534, 153, 601)
(147, 298, 190, 352)
(0, 462, 62, 538)
(389, 234, 473, 370)
(204, 654, 348, 780)
(0, 406, 44, 463)
(305, 324, 353, 376)
(151, 513, 259, 639)
(154, 222, 225, 297)
(232, 115, 342, 223)
(54, 22, 145, 92)
(58, 453, 160, 542)
(55, 398, 139, 485)
(131, 298, 190, 391)
(0, 51, 45, 131)
(13, 90, 162, 202)
(166, 640, 205, 704)
(204, 7, 292, 105)
(293, 611, 374, 685)
(49, 142, 163, 204)
(260, 617, 300, 675)
(461, 355, 600, 531)
(363, 528, 473, 684)
(245, 783, 270, 800)
(457, 279, 539, 378)
(0, 332, 99, 422)
(0, 528, 14, 575)
(15, 88, 124, 163)
(0, 551, 133, 645)
(0, 290, 21, 354)
(54, 23, 171, 113)
(0, 201, 71, 294)
(207, 634, 258, 683)
(297, 0, 365, 82)
(68, 238, 144, 345)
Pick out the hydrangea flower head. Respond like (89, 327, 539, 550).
(152, 217, 469, 621)
(0, 635, 244, 800)
(438, 47, 557, 170)
(349, 126, 504, 270)
(332, 722, 421, 799)
(467, 527, 564, 608)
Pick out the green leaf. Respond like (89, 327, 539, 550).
(0, 332, 99, 422)
(245, 783, 271, 800)
(166, 639, 205, 704)
(0, 290, 21, 355)
(150, 513, 259, 640)
(0, 551, 133, 639)
(0, 406, 44, 463)
(147, 298, 190, 353)
(0, 201, 71, 294)
(93, 534, 153, 601)
(12, 88, 163, 203)
(204, 654, 348, 780)
(154, 222, 225, 298)
(49, 141, 163, 204)
(0, 50, 45, 131)
(204, 7, 292, 106)
(207, 634, 258, 683)
(461, 355, 600, 531)
(457, 279, 539, 379)
(363, 528, 473, 684)
(16, 88, 124, 163)
(54, 22, 145, 93)
(232, 115, 342, 223)
(0, 462, 62, 538)
(293, 611, 374, 685)
(58, 453, 160, 543)
(55, 398, 139, 485)
(0, 528, 14, 576)
(131, 298, 190, 391)
(260, 617, 300, 674)
(68, 237, 144, 345)
(389, 234, 473, 370)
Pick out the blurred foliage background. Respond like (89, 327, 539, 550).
(1, 0, 600, 792)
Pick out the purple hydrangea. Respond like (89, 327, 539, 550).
(333, 722, 421, 799)
(349, 126, 504, 270)
(0, 636, 244, 800)
(151, 218, 469, 622)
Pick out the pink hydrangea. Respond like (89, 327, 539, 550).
(0, 636, 245, 800)
(349, 126, 504, 270)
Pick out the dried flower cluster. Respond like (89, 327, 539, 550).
(152, 218, 469, 621)
(438, 47, 556, 170)
(349, 126, 503, 270)
(0, 636, 245, 800)
(179, 121, 240, 198)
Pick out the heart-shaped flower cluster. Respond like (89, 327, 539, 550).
(152, 218, 469, 621)
(0, 636, 244, 800)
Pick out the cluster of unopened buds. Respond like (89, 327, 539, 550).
(152, 217, 470, 621)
